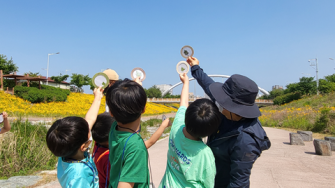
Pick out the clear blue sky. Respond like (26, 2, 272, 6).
(1, 0, 335, 95)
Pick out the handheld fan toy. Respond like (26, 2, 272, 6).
(131, 68, 146, 81)
(181, 45, 194, 59)
(162, 114, 167, 121)
(92, 72, 109, 89)
(176, 61, 190, 75)
(0, 113, 3, 124)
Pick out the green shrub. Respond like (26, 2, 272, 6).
(0, 119, 57, 179)
(273, 92, 301, 105)
(14, 85, 69, 103)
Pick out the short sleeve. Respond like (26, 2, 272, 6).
(119, 147, 148, 183)
(68, 177, 91, 188)
(171, 106, 187, 132)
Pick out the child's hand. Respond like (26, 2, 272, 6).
(161, 118, 172, 128)
(134, 76, 143, 86)
(93, 87, 104, 100)
(180, 73, 189, 84)
(2, 112, 8, 119)
(187, 56, 199, 67)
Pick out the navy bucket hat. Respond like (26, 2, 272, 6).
(209, 74, 261, 118)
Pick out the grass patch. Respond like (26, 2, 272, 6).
(260, 92, 335, 136)
(0, 119, 57, 179)
(140, 118, 175, 140)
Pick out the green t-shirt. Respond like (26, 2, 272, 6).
(108, 121, 150, 188)
(159, 106, 216, 188)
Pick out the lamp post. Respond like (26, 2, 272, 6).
(46, 52, 60, 85)
(308, 58, 319, 95)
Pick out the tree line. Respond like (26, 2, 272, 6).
(261, 75, 335, 105)
(0, 54, 180, 97)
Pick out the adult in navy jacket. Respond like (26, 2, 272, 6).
(187, 57, 271, 188)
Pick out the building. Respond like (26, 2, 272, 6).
(155, 84, 173, 95)
(41, 77, 71, 90)
(272, 85, 283, 90)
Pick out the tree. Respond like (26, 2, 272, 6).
(318, 79, 335, 94)
(24, 71, 40, 77)
(298, 77, 316, 95)
(260, 88, 284, 99)
(0, 55, 18, 74)
(162, 93, 181, 98)
(145, 86, 162, 98)
(0, 54, 19, 88)
(285, 77, 316, 95)
(51, 74, 69, 88)
(325, 74, 335, 83)
(70, 73, 91, 92)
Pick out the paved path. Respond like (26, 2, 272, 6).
(33, 126, 335, 188)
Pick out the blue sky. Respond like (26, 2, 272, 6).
(1, 0, 335, 95)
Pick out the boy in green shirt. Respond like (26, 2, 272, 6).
(159, 73, 222, 188)
(106, 78, 149, 188)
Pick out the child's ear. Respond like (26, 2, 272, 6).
(142, 107, 146, 114)
(80, 140, 92, 152)
(109, 112, 114, 117)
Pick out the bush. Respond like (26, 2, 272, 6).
(14, 85, 69, 103)
(0, 120, 57, 179)
(273, 92, 301, 105)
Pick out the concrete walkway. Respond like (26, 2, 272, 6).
(148, 127, 335, 188)
(35, 127, 335, 188)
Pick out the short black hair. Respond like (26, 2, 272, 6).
(106, 78, 147, 124)
(92, 112, 115, 143)
(46, 117, 89, 158)
(185, 99, 221, 138)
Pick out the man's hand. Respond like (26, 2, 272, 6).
(93, 87, 104, 100)
(134, 76, 142, 86)
(180, 73, 189, 84)
(187, 56, 199, 67)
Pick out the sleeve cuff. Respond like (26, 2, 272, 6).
(191, 65, 200, 71)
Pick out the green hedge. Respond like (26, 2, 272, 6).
(273, 92, 301, 105)
(14, 85, 70, 103)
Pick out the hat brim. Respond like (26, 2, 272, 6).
(209, 82, 261, 118)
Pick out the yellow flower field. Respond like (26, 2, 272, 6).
(0, 91, 176, 117)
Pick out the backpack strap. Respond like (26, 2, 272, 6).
(96, 150, 109, 164)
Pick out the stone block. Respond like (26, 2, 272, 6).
(290, 133, 305, 146)
(313, 139, 332, 156)
(324, 137, 335, 151)
(297, 131, 313, 141)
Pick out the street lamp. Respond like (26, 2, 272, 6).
(308, 58, 319, 95)
(46, 52, 60, 85)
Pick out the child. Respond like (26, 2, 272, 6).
(92, 112, 171, 188)
(0, 112, 11, 134)
(105, 78, 150, 188)
(46, 87, 104, 188)
(159, 73, 221, 188)
(187, 57, 271, 188)
(103, 69, 119, 113)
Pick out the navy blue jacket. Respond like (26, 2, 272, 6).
(191, 65, 271, 188)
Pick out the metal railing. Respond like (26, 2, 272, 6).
(148, 98, 273, 104)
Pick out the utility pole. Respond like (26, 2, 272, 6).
(309, 58, 319, 95)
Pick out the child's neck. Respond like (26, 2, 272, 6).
(117, 117, 141, 133)
(183, 127, 201, 141)
(70, 150, 85, 161)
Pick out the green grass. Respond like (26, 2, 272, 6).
(0, 119, 57, 179)
(260, 92, 335, 136)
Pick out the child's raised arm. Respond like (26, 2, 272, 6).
(180, 73, 189, 107)
(144, 118, 171, 149)
(85, 87, 104, 130)
(0, 112, 11, 134)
